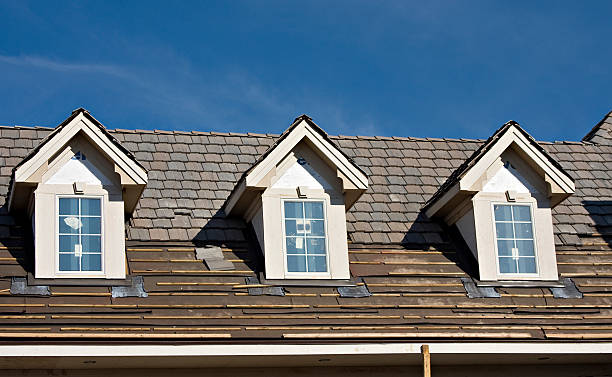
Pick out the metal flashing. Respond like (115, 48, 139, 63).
(462, 278, 500, 298)
(111, 276, 148, 298)
(10, 277, 50, 296)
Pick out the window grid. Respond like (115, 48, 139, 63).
(283, 200, 328, 273)
(58, 197, 103, 272)
(494, 204, 537, 275)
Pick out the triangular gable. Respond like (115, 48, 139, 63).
(9, 108, 147, 213)
(424, 121, 575, 219)
(224, 115, 368, 216)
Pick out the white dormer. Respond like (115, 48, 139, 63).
(425, 122, 575, 281)
(224, 115, 368, 280)
(9, 109, 147, 279)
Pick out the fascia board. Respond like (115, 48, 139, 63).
(424, 183, 461, 218)
(2, 342, 611, 357)
(224, 180, 246, 215)
(246, 121, 368, 190)
(459, 127, 574, 194)
(15, 114, 147, 185)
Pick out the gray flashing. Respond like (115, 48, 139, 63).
(245, 276, 284, 296)
(10, 277, 50, 296)
(337, 278, 371, 298)
(111, 275, 148, 298)
(462, 277, 500, 298)
(196, 246, 235, 271)
(550, 277, 583, 299)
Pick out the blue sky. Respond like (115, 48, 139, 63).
(0, 1, 610, 141)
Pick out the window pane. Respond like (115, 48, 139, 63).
(284, 202, 303, 218)
(59, 198, 79, 215)
(59, 254, 80, 271)
(518, 257, 537, 273)
(307, 238, 326, 254)
(309, 220, 325, 237)
(81, 198, 101, 216)
(286, 237, 306, 254)
(59, 235, 79, 253)
(495, 222, 514, 239)
(497, 240, 514, 256)
(285, 220, 298, 236)
(82, 235, 101, 253)
(59, 216, 81, 234)
(287, 255, 306, 272)
(514, 223, 533, 239)
(516, 240, 535, 256)
(81, 217, 101, 235)
(82, 254, 102, 271)
(512, 205, 531, 222)
(307, 256, 327, 272)
(304, 202, 324, 219)
(493, 205, 512, 221)
(499, 257, 517, 274)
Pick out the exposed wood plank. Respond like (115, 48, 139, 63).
(421, 344, 431, 377)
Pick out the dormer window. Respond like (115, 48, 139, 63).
(224, 115, 368, 280)
(8, 109, 147, 279)
(283, 200, 328, 274)
(58, 197, 103, 273)
(493, 203, 537, 275)
(424, 121, 575, 282)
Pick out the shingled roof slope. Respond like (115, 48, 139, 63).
(583, 110, 612, 145)
(0, 119, 611, 341)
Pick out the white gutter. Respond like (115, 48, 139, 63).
(2, 342, 611, 357)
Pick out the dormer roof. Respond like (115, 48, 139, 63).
(8, 108, 147, 213)
(424, 121, 575, 219)
(223, 114, 368, 216)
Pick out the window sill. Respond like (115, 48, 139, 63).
(259, 273, 357, 287)
(28, 273, 133, 287)
(474, 278, 565, 288)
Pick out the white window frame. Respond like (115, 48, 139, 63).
(491, 201, 539, 279)
(281, 198, 331, 278)
(55, 195, 105, 276)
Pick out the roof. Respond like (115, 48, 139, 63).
(583, 110, 612, 145)
(0, 113, 611, 342)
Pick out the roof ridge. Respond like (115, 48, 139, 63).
(582, 110, 612, 145)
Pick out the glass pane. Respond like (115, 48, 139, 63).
(497, 240, 514, 256)
(309, 220, 325, 237)
(59, 216, 81, 234)
(82, 235, 101, 253)
(286, 237, 306, 254)
(495, 222, 514, 239)
(81, 198, 101, 216)
(285, 220, 298, 236)
(499, 257, 517, 274)
(284, 202, 303, 218)
(493, 205, 512, 221)
(59, 235, 79, 253)
(304, 202, 324, 219)
(82, 254, 102, 271)
(514, 223, 533, 239)
(307, 238, 326, 254)
(518, 257, 537, 273)
(81, 217, 101, 235)
(307, 256, 327, 272)
(512, 205, 531, 222)
(59, 253, 80, 271)
(516, 239, 535, 256)
(59, 198, 79, 215)
(287, 255, 306, 272)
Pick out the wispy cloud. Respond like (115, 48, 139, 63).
(0, 55, 130, 78)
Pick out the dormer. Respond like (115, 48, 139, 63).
(424, 122, 575, 281)
(224, 115, 368, 280)
(8, 109, 147, 279)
